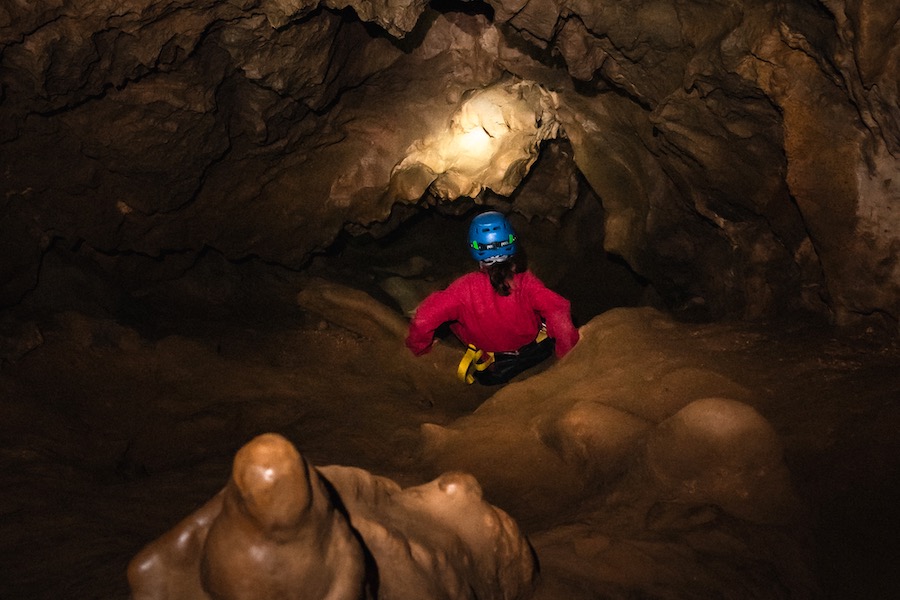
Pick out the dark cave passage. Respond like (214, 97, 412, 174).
(3, 198, 899, 600)
(12, 185, 650, 344)
(307, 197, 651, 329)
(2, 0, 900, 599)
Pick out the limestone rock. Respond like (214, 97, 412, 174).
(420, 308, 814, 598)
(127, 432, 536, 600)
(128, 433, 369, 600)
(390, 79, 561, 200)
(1, 0, 899, 333)
(320, 465, 537, 600)
(644, 397, 800, 524)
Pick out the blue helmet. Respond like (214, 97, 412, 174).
(468, 211, 517, 263)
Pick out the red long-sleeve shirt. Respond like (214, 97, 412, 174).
(405, 270, 579, 358)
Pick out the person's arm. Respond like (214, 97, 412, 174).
(523, 273, 580, 358)
(405, 286, 463, 356)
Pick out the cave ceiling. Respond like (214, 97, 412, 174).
(1, 0, 898, 331)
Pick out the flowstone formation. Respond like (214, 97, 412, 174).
(128, 433, 537, 600)
(2, 273, 898, 598)
(2, 0, 898, 334)
(420, 307, 816, 598)
(128, 433, 369, 600)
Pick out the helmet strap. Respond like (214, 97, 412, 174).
(479, 255, 511, 266)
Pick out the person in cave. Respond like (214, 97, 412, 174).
(405, 210, 580, 385)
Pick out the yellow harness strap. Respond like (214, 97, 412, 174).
(456, 326, 548, 384)
(456, 345, 495, 384)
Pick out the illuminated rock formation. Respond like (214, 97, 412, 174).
(127, 433, 536, 600)
(420, 308, 814, 598)
(127, 433, 369, 600)
(1, 0, 897, 331)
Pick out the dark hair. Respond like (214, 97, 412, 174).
(481, 252, 526, 296)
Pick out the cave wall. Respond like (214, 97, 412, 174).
(1, 0, 898, 330)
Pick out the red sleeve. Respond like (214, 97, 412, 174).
(522, 273, 580, 358)
(405, 285, 463, 356)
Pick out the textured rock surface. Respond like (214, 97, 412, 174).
(1, 278, 897, 599)
(644, 397, 798, 524)
(128, 433, 369, 600)
(127, 432, 536, 600)
(320, 466, 537, 600)
(421, 308, 815, 598)
(2, 0, 898, 329)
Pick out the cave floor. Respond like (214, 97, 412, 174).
(1, 301, 899, 599)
